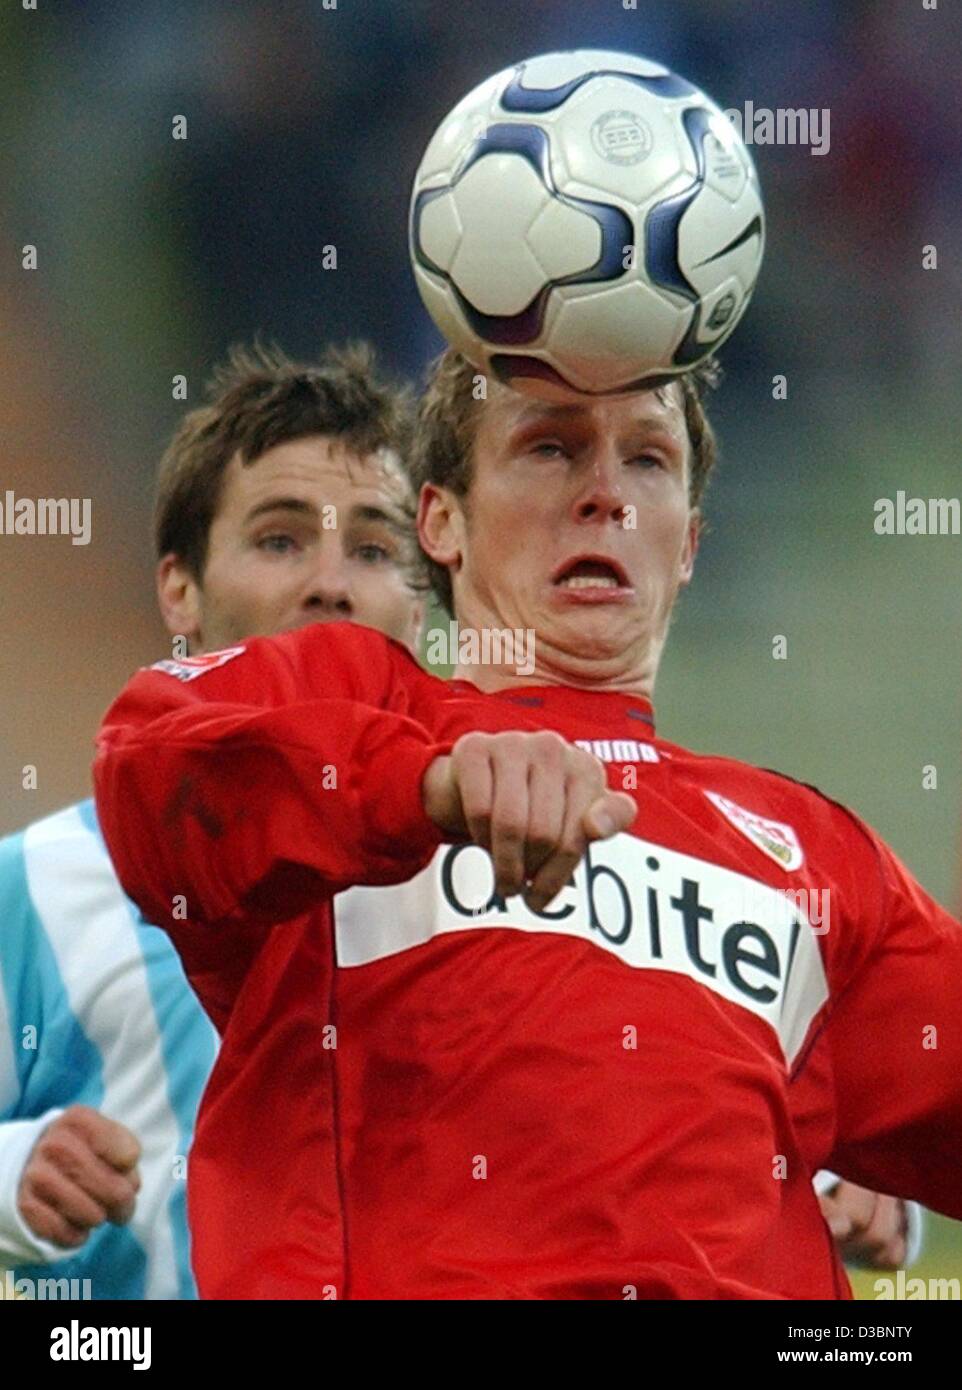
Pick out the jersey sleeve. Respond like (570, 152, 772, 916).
(0, 836, 81, 1266)
(92, 622, 451, 935)
(0, 1111, 70, 1267)
(824, 815, 962, 1219)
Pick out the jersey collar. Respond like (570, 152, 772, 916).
(447, 680, 656, 735)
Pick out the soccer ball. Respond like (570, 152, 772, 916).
(409, 49, 765, 398)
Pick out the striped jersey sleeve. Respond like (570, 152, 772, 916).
(0, 801, 218, 1298)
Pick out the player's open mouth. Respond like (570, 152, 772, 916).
(551, 555, 633, 601)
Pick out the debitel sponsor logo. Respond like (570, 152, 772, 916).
(334, 833, 828, 1063)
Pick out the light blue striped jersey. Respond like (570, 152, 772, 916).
(0, 799, 218, 1298)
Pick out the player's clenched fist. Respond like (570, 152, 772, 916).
(17, 1105, 142, 1250)
(422, 730, 636, 913)
(818, 1180, 908, 1269)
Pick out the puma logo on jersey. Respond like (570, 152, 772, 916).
(704, 791, 804, 871)
(573, 738, 660, 764)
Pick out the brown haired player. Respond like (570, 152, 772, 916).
(0, 341, 427, 1297)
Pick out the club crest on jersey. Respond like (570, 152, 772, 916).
(150, 646, 246, 683)
(704, 791, 804, 871)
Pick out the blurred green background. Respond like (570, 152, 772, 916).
(0, 0, 959, 1297)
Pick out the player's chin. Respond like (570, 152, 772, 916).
(549, 607, 642, 661)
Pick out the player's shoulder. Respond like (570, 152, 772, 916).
(0, 799, 151, 981)
(0, 799, 112, 880)
(0, 799, 98, 867)
(658, 733, 853, 815)
(0, 800, 121, 949)
(657, 736, 879, 861)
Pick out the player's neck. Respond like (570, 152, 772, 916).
(453, 664, 653, 698)
(442, 609, 662, 699)
(450, 635, 657, 700)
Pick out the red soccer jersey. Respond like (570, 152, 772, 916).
(93, 622, 962, 1300)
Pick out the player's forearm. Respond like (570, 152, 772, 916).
(94, 698, 449, 928)
(0, 1111, 68, 1266)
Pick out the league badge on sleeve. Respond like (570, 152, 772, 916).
(150, 646, 247, 683)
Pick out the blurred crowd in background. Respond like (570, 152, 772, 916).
(0, 0, 960, 1282)
(4, 0, 961, 397)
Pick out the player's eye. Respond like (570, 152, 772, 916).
(629, 453, 665, 470)
(355, 542, 391, 564)
(531, 441, 568, 459)
(256, 533, 299, 555)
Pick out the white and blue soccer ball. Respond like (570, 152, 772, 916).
(410, 49, 765, 397)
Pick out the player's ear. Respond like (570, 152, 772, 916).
(417, 483, 463, 576)
(679, 510, 701, 586)
(156, 554, 202, 650)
